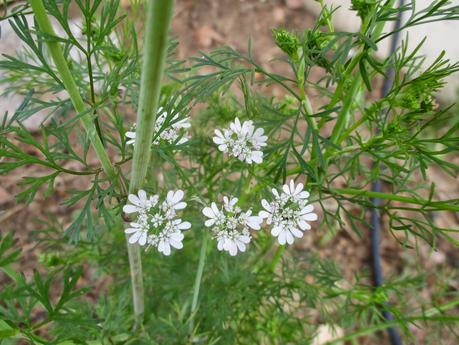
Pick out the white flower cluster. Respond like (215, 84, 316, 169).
(123, 189, 190, 256)
(123, 182, 317, 256)
(213, 117, 267, 164)
(259, 180, 318, 245)
(126, 107, 190, 146)
(202, 196, 263, 256)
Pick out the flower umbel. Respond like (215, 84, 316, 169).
(125, 107, 190, 146)
(123, 189, 190, 255)
(259, 181, 318, 245)
(213, 117, 267, 164)
(202, 196, 262, 256)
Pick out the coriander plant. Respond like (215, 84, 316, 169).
(1, 0, 459, 344)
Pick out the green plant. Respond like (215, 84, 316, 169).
(1, 0, 459, 344)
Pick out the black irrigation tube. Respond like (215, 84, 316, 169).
(370, 1, 405, 345)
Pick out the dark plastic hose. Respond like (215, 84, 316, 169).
(370, 1, 405, 345)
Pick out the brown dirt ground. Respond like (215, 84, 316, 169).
(1, 0, 458, 344)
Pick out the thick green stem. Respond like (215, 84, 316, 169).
(129, 0, 174, 191)
(190, 233, 209, 331)
(126, 0, 175, 324)
(30, 0, 115, 179)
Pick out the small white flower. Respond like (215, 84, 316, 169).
(125, 107, 190, 146)
(125, 130, 136, 145)
(259, 181, 317, 245)
(202, 196, 262, 256)
(123, 189, 190, 255)
(122, 189, 158, 214)
(213, 117, 267, 164)
(125, 221, 148, 246)
(154, 108, 191, 145)
(150, 219, 190, 256)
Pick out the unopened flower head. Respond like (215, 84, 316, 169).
(125, 107, 190, 146)
(259, 180, 317, 245)
(123, 189, 190, 256)
(213, 117, 267, 164)
(202, 196, 262, 256)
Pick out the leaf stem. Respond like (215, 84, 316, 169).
(190, 232, 209, 332)
(85, 16, 105, 146)
(126, 0, 175, 325)
(324, 0, 398, 155)
(334, 188, 459, 212)
(29, 0, 115, 180)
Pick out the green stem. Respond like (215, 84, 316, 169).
(269, 245, 286, 272)
(318, 0, 334, 33)
(30, 0, 115, 180)
(328, 74, 361, 144)
(190, 232, 209, 332)
(334, 188, 459, 212)
(129, 0, 174, 192)
(126, 0, 175, 325)
(85, 13, 105, 146)
(324, 0, 398, 154)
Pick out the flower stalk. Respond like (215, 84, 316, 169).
(30, 0, 115, 180)
(190, 232, 209, 331)
(126, 0, 175, 324)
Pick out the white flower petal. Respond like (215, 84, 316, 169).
(261, 199, 272, 212)
(228, 241, 238, 256)
(174, 201, 187, 210)
(172, 190, 184, 203)
(278, 230, 287, 245)
(128, 194, 141, 207)
(298, 191, 310, 199)
(298, 220, 310, 230)
(246, 216, 263, 230)
(129, 232, 141, 244)
(178, 221, 191, 230)
(259, 211, 270, 219)
(161, 241, 171, 256)
(303, 213, 318, 221)
(294, 183, 304, 196)
(236, 241, 246, 252)
(123, 205, 138, 214)
(170, 231, 185, 241)
(271, 226, 282, 237)
(282, 184, 290, 195)
(205, 219, 216, 227)
(202, 207, 215, 218)
(138, 190, 147, 204)
(138, 232, 147, 246)
(211, 202, 220, 215)
(289, 180, 295, 194)
(300, 204, 314, 214)
(170, 239, 183, 249)
(251, 151, 263, 164)
(291, 227, 304, 238)
(125, 227, 138, 234)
